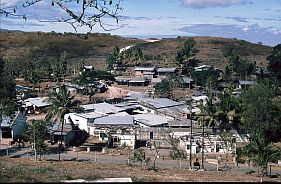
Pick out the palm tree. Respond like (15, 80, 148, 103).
(213, 88, 243, 131)
(45, 84, 81, 161)
(242, 132, 281, 182)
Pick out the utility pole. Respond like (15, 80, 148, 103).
(189, 112, 194, 169)
(201, 121, 204, 170)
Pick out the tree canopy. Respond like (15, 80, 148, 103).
(267, 44, 281, 82)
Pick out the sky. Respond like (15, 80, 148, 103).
(1, 0, 281, 46)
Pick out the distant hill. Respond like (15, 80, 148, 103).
(0, 31, 142, 70)
(132, 36, 272, 70)
(0, 31, 272, 71)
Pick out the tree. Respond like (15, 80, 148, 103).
(191, 69, 220, 87)
(242, 132, 281, 182)
(166, 74, 184, 99)
(267, 44, 281, 82)
(214, 88, 243, 131)
(154, 79, 172, 98)
(223, 46, 256, 80)
(106, 46, 120, 70)
(241, 80, 281, 142)
(45, 85, 81, 161)
(0, 0, 123, 33)
(174, 38, 198, 75)
(218, 132, 236, 168)
(0, 58, 16, 143)
(168, 132, 186, 169)
(24, 120, 50, 161)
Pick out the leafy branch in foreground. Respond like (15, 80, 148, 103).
(0, 0, 124, 33)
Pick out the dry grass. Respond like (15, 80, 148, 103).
(0, 157, 276, 182)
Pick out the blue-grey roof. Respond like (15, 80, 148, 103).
(129, 77, 147, 83)
(141, 98, 184, 109)
(15, 85, 32, 92)
(151, 78, 163, 83)
(133, 114, 170, 127)
(239, 80, 255, 85)
(183, 77, 193, 83)
(81, 102, 125, 114)
(93, 116, 134, 126)
(134, 67, 155, 71)
(157, 68, 177, 73)
(1, 116, 11, 127)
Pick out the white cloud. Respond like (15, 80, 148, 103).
(182, 0, 251, 9)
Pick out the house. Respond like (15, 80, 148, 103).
(115, 76, 132, 85)
(156, 67, 178, 76)
(194, 65, 212, 72)
(48, 122, 75, 147)
(238, 80, 255, 89)
(128, 77, 149, 86)
(64, 112, 106, 132)
(0, 110, 26, 143)
(83, 65, 94, 71)
(24, 97, 51, 114)
(15, 85, 32, 100)
(182, 76, 194, 89)
(134, 67, 156, 79)
(65, 83, 85, 94)
(89, 116, 135, 148)
(150, 77, 163, 85)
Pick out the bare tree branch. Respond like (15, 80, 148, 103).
(0, 0, 123, 32)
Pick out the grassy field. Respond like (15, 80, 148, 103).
(1, 157, 279, 182)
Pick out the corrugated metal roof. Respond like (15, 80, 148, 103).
(157, 68, 177, 73)
(81, 102, 125, 114)
(134, 67, 155, 71)
(76, 111, 106, 119)
(129, 77, 147, 83)
(133, 113, 170, 127)
(25, 97, 51, 107)
(141, 98, 184, 109)
(151, 78, 163, 83)
(93, 116, 134, 126)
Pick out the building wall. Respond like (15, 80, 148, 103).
(11, 112, 26, 141)
(64, 113, 88, 132)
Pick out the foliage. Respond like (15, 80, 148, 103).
(267, 44, 281, 82)
(241, 132, 281, 180)
(214, 89, 243, 131)
(168, 133, 186, 161)
(218, 132, 237, 167)
(191, 69, 220, 87)
(45, 85, 81, 123)
(223, 46, 256, 80)
(174, 38, 198, 75)
(130, 149, 146, 164)
(106, 46, 120, 70)
(241, 80, 281, 142)
(24, 120, 50, 160)
(154, 79, 172, 98)
(0, 58, 16, 126)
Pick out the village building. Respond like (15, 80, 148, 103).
(128, 77, 150, 86)
(0, 110, 26, 143)
(24, 97, 51, 114)
(156, 67, 178, 76)
(134, 67, 156, 79)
